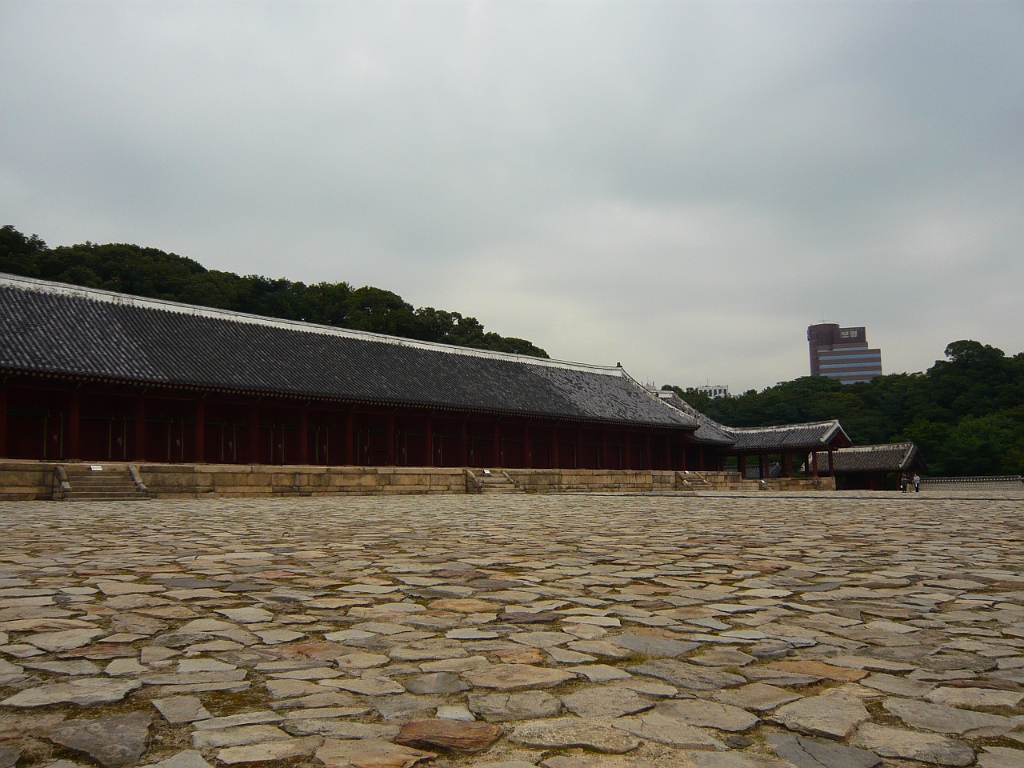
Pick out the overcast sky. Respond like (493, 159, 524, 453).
(1, 1, 1021, 391)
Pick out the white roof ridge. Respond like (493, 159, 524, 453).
(0, 271, 624, 376)
(730, 419, 839, 432)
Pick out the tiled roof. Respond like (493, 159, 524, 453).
(730, 421, 850, 451)
(0, 274, 697, 429)
(814, 443, 925, 473)
(654, 390, 850, 450)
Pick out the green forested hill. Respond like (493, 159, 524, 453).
(0, 225, 548, 358)
(668, 341, 1024, 476)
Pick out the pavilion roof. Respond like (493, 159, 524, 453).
(653, 390, 851, 451)
(814, 442, 925, 474)
(0, 274, 697, 430)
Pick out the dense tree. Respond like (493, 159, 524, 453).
(0, 225, 548, 358)
(666, 340, 1024, 476)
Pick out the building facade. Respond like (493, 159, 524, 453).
(0, 274, 700, 470)
(807, 323, 883, 384)
(697, 384, 729, 399)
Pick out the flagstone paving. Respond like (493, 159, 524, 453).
(0, 493, 1021, 768)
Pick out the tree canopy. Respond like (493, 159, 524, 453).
(0, 225, 548, 357)
(667, 341, 1024, 476)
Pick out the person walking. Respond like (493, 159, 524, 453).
(900, 474, 907, 493)
(913, 473, 921, 492)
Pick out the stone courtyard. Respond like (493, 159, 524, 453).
(0, 494, 1022, 768)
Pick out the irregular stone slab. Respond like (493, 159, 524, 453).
(1, 677, 141, 707)
(214, 607, 274, 623)
(767, 732, 882, 768)
(106, 658, 147, 676)
(420, 656, 490, 673)
(284, 706, 374, 720)
(612, 634, 699, 658)
(47, 712, 151, 768)
(828, 655, 917, 673)
(316, 737, 436, 768)
(192, 711, 283, 730)
(282, 720, 399, 739)
(335, 652, 390, 670)
(26, 629, 106, 652)
(446, 629, 500, 640)
(978, 747, 1024, 768)
(612, 712, 726, 749)
(509, 717, 640, 754)
(253, 628, 304, 645)
(151, 696, 211, 725)
(560, 687, 654, 718)
(927, 687, 1024, 709)
(860, 673, 934, 698)
(511, 632, 574, 649)
(463, 664, 574, 691)
(395, 718, 503, 752)
(402, 672, 470, 695)
(0, 744, 19, 768)
(570, 665, 632, 683)
(566, 641, 633, 659)
(742, 668, 821, 686)
(851, 723, 974, 767)
(24, 660, 102, 676)
(548, 647, 598, 664)
(373, 694, 443, 721)
(692, 650, 756, 667)
(656, 699, 758, 732)
(323, 676, 406, 696)
(883, 697, 1013, 736)
(771, 693, 869, 740)
(714, 683, 803, 712)
(766, 661, 867, 682)
(627, 660, 745, 690)
(192, 724, 291, 749)
(139, 750, 214, 768)
(216, 736, 321, 764)
(436, 704, 475, 722)
(469, 691, 563, 722)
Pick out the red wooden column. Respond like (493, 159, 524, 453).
(523, 423, 531, 468)
(195, 398, 206, 463)
(623, 433, 631, 470)
(601, 429, 608, 469)
(664, 433, 672, 470)
(345, 411, 354, 465)
(134, 395, 146, 461)
(0, 379, 7, 459)
(386, 414, 396, 466)
(426, 416, 434, 466)
(298, 405, 308, 465)
(811, 450, 819, 477)
(738, 454, 746, 478)
(576, 428, 584, 469)
(460, 418, 468, 466)
(759, 453, 767, 478)
(249, 401, 260, 464)
(782, 452, 791, 477)
(68, 388, 81, 460)
(550, 426, 559, 469)
(697, 446, 705, 471)
(828, 447, 834, 476)
(644, 432, 652, 470)
(492, 422, 501, 467)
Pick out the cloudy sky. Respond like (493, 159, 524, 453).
(1, 1, 1021, 391)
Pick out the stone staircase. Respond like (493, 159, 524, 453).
(54, 464, 149, 501)
(676, 471, 712, 491)
(466, 469, 522, 494)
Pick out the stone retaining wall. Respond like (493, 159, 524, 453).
(0, 460, 836, 499)
(0, 461, 57, 500)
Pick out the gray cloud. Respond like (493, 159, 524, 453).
(1, 0, 1021, 390)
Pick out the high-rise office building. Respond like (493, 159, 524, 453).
(807, 324, 883, 384)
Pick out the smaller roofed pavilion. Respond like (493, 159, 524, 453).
(653, 390, 852, 477)
(812, 442, 926, 490)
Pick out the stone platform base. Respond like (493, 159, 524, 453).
(0, 461, 834, 500)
